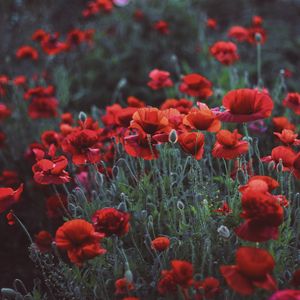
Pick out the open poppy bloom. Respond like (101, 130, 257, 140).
(55, 219, 106, 266)
(35, 230, 53, 253)
(239, 175, 279, 194)
(160, 98, 193, 115)
(220, 247, 277, 296)
(228, 26, 249, 42)
(115, 277, 135, 295)
(28, 97, 58, 119)
(32, 156, 71, 185)
(209, 41, 239, 65)
(261, 146, 297, 171)
(274, 129, 300, 146)
(151, 236, 170, 252)
(16, 45, 39, 60)
(235, 189, 283, 242)
(206, 18, 217, 29)
(158, 260, 194, 296)
(92, 207, 130, 237)
(153, 20, 170, 35)
(62, 129, 101, 165)
(283, 93, 300, 115)
(0, 103, 12, 121)
(0, 184, 23, 213)
(273, 116, 295, 132)
(216, 89, 273, 123)
(183, 105, 221, 132)
(179, 73, 213, 99)
(178, 131, 205, 160)
(147, 69, 173, 90)
(212, 129, 248, 160)
(268, 290, 300, 300)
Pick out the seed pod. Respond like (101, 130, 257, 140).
(78, 111, 87, 123)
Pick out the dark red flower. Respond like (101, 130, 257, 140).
(55, 219, 106, 266)
(274, 129, 300, 146)
(228, 26, 249, 42)
(206, 18, 217, 29)
(235, 190, 284, 242)
(32, 29, 49, 42)
(62, 129, 101, 165)
(195, 277, 221, 299)
(247, 27, 267, 44)
(212, 129, 248, 160)
(0, 184, 23, 213)
(35, 230, 53, 253)
(0, 103, 11, 121)
(28, 97, 58, 119)
(273, 116, 295, 132)
(153, 20, 170, 35)
(291, 269, 300, 287)
(283, 93, 300, 115)
(213, 201, 232, 215)
(178, 132, 205, 160)
(210, 41, 239, 65)
(269, 290, 300, 300)
(217, 88, 274, 123)
(92, 208, 130, 237)
(239, 176, 279, 194)
(16, 45, 39, 60)
(151, 237, 170, 252)
(179, 74, 213, 99)
(115, 278, 135, 295)
(32, 156, 70, 185)
(252, 16, 263, 27)
(220, 247, 276, 295)
(160, 98, 193, 114)
(127, 96, 145, 108)
(46, 194, 68, 218)
(147, 69, 173, 90)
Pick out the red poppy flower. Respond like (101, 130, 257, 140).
(194, 277, 221, 299)
(158, 260, 194, 295)
(0, 103, 11, 121)
(127, 96, 145, 108)
(16, 45, 39, 60)
(153, 20, 170, 35)
(62, 129, 101, 165)
(220, 247, 276, 295)
(0, 170, 20, 187)
(66, 29, 86, 48)
(293, 153, 300, 179)
(0, 184, 23, 213)
(217, 88, 274, 123)
(46, 194, 68, 218)
(115, 107, 138, 128)
(130, 107, 170, 137)
(115, 278, 135, 295)
(123, 130, 159, 160)
(6, 211, 15, 225)
(291, 269, 300, 287)
(235, 190, 284, 242)
(55, 219, 106, 266)
(212, 129, 248, 160)
(274, 129, 300, 146)
(213, 201, 232, 215)
(151, 237, 170, 252)
(283, 93, 300, 115)
(179, 73, 213, 99)
(261, 146, 297, 171)
(92, 208, 130, 237)
(209, 41, 239, 65)
(269, 290, 300, 300)
(252, 16, 263, 27)
(13, 75, 27, 86)
(228, 26, 249, 42)
(148, 69, 173, 90)
(41, 33, 68, 55)
(32, 29, 49, 42)
(32, 156, 70, 185)
(239, 176, 279, 194)
(183, 105, 221, 132)
(206, 18, 217, 29)
(273, 116, 295, 132)
(28, 97, 58, 119)
(247, 27, 267, 44)
(178, 132, 205, 160)
(160, 98, 193, 115)
(24, 85, 55, 100)
(35, 230, 53, 253)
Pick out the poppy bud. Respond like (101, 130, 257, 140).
(217, 225, 230, 239)
(117, 78, 127, 90)
(140, 210, 148, 220)
(168, 129, 178, 144)
(117, 201, 127, 212)
(125, 269, 133, 283)
(255, 32, 262, 43)
(112, 166, 119, 178)
(276, 159, 283, 173)
(177, 201, 185, 210)
(78, 111, 87, 123)
(236, 168, 246, 185)
(1, 289, 17, 297)
(268, 161, 276, 172)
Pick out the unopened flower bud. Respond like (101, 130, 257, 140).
(237, 168, 246, 185)
(217, 225, 230, 239)
(78, 111, 87, 123)
(255, 32, 262, 43)
(177, 201, 185, 210)
(268, 161, 276, 172)
(117, 78, 127, 90)
(276, 159, 283, 173)
(168, 129, 178, 144)
(125, 269, 133, 283)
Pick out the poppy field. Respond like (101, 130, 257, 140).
(1, 0, 300, 299)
